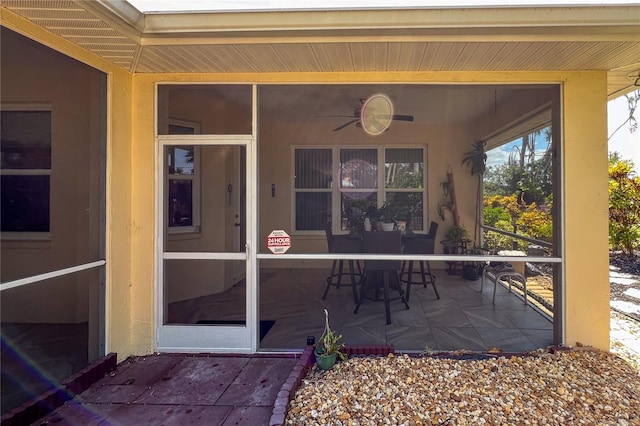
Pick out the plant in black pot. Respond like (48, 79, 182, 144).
(463, 246, 485, 281)
(314, 309, 347, 370)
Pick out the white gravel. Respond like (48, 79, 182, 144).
(286, 350, 639, 425)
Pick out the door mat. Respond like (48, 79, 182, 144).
(195, 320, 275, 340)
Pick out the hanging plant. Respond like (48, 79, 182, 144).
(314, 309, 347, 370)
(437, 181, 453, 221)
(462, 141, 487, 177)
(461, 141, 487, 247)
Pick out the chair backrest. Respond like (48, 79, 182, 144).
(363, 231, 401, 271)
(333, 235, 364, 253)
(324, 223, 334, 252)
(403, 222, 437, 254)
(427, 221, 439, 239)
(403, 234, 436, 255)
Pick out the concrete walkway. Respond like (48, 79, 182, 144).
(35, 354, 298, 426)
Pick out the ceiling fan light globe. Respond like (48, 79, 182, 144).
(361, 94, 393, 136)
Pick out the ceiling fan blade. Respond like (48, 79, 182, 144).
(333, 119, 359, 131)
(391, 115, 414, 122)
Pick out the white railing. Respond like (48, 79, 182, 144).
(0, 260, 106, 291)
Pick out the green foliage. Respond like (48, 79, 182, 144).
(444, 225, 470, 243)
(482, 128, 554, 252)
(462, 141, 487, 246)
(462, 141, 487, 177)
(482, 194, 552, 251)
(384, 193, 422, 223)
(608, 155, 640, 254)
(385, 162, 424, 189)
(483, 219, 517, 252)
(517, 204, 553, 243)
(484, 195, 521, 222)
(484, 163, 522, 196)
(484, 152, 552, 205)
(484, 206, 511, 227)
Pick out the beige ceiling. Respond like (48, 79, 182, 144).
(2, 0, 639, 98)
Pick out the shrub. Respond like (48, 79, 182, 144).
(517, 203, 553, 243)
(483, 194, 552, 251)
(609, 157, 640, 255)
(484, 206, 511, 227)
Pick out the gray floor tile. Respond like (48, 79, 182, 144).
(474, 327, 538, 352)
(425, 308, 473, 328)
(387, 326, 436, 351)
(338, 325, 387, 345)
(462, 309, 517, 329)
(501, 310, 553, 330)
(431, 327, 487, 351)
(521, 328, 555, 347)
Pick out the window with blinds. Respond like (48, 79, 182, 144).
(293, 146, 425, 232)
(294, 149, 332, 230)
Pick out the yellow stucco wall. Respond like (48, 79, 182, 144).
(562, 72, 610, 349)
(2, 5, 611, 358)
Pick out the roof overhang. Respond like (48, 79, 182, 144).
(1, 1, 639, 97)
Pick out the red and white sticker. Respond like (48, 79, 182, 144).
(266, 230, 291, 254)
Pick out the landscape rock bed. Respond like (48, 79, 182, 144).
(285, 349, 639, 425)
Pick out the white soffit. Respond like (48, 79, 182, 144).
(1, 1, 639, 96)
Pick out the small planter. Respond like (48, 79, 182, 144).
(463, 264, 482, 280)
(314, 350, 337, 370)
(381, 222, 395, 231)
(314, 309, 347, 371)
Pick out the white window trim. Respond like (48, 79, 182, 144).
(291, 145, 427, 235)
(167, 119, 201, 236)
(1, 103, 52, 241)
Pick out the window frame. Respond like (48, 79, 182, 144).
(0, 103, 53, 241)
(166, 119, 201, 236)
(291, 145, 427, 235)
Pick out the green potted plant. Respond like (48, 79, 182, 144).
(442, 225, 470, 254)
(314, 309, 347, 370)
(371, 202, 395, 231)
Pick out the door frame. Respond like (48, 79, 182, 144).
(155, 134, 257, 353)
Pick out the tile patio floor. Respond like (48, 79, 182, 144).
(169, 267, 555, 353)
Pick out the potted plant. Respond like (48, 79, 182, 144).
(442, 225, 470, 254)
(371, 202, 395, 231)
(462, 245, 485, 280)
(314, 309, 347, 370)
(441, 225, 471, 275)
